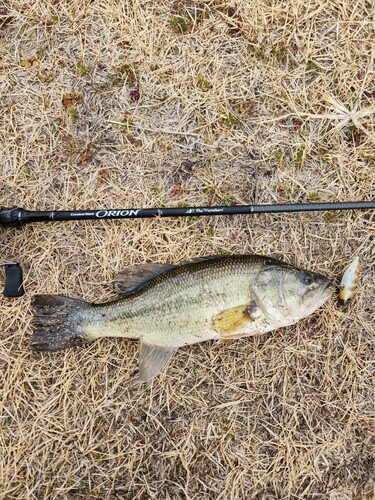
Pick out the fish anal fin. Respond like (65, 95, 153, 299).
(212, 301, 260, 337)
(113, 263, 175, 295)
(139, 342, 176, 382)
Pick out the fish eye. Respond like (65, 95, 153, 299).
(299, 271, 314, 286)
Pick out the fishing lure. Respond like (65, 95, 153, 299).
(339, 256, 360, 304)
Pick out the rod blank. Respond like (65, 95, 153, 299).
(1, 201, 374, 228)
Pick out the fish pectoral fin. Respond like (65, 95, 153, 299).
(212, 302, 260, 337)
(113, 263, 175, 295)
(139, 342, 177, 382)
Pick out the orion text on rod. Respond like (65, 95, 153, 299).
(95, 210, 140, 218)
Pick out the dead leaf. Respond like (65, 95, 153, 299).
(62, 92, 83, 109)
(168, 185, 190, 198)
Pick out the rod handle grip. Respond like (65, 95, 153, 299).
(0, 207, 24, 228)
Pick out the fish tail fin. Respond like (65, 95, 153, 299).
(31, 294, 93, 351)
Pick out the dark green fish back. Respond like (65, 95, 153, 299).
(118, 254, 292, 298)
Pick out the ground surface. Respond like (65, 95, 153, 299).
(1, 1, 374, 498)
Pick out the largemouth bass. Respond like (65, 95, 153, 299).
(31, 255, 333, 381)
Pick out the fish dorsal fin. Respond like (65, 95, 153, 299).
(139, 342, 176, 382)
(113, 263, 175, 295)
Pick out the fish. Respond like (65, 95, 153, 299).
(339, 255, 360, 304)
(31, 254, 333, 382)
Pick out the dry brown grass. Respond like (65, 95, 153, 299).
(1, 0, 374, 498)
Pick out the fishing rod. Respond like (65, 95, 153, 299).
(1, 201, 374, 226)
(1, 201, 374, 297)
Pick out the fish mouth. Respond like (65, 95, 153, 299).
(301, 277, 334, 312)
(314, 278, 335, 305)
